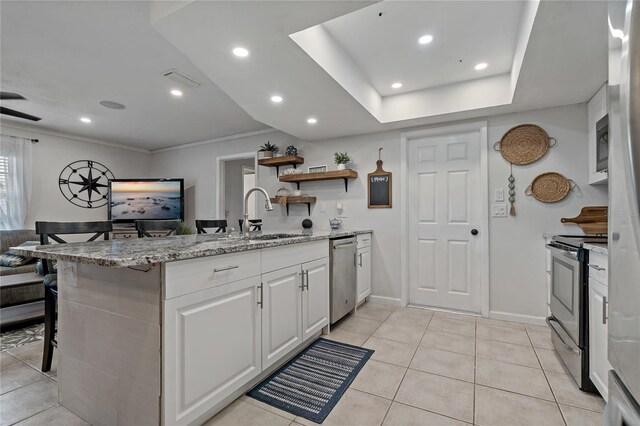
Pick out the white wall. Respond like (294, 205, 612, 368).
(2, 125, 151, 229)
(150, 103, 607, 321)
(223, 157, 255, 228)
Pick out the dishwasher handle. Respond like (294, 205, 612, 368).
(333, 241, 356, 250)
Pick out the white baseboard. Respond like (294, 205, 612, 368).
(489, 310, 547, 326)
(368, 295, 403, 307)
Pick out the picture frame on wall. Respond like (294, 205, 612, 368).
(307, 165, 327, 174)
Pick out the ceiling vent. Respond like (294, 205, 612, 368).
(162, 69, 202, 88)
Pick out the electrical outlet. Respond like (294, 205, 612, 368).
(319, 202, 326, 213)
(492, 204, 508, 218)
(495, 189, 505, 202)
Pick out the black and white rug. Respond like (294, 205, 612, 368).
(0, 323, 44, 352)
(247, 338, 374, 424)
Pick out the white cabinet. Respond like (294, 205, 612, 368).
(357, 246, 372, 304)
(163, 276, 262, 425)
(589, 276, 611, 400)
(356, 233, 372, 305)
(163, 241, 330, 424)
(302, 258, 329, 340)
(261, 265, 303, 369)
(587, 84, 608, 185)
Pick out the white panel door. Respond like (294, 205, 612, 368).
(408, 131, 483, 312)
(301, 258, 329, 341)
(163, 276, 261, 425)
(261, 265, 303, 369)
(357, 246, 372, 303)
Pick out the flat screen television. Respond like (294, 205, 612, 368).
(108, 178, 184, 224)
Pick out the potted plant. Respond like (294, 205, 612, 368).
(334, 152, 351, 170)
(258, 142, 279, 159)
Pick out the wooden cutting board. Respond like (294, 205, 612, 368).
(561, 206, 608, 234)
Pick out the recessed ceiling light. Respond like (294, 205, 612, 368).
(170, 89, 183, 97)
(99, 100, 125, 110)
(474, 62, 488, 71)
(232, 47, 249, 58)
(391, 82, 403, 89)
(418, 34, 433, 45)
(270, 95, 283, 103)
(307, 117, 317, 124)
(80, 117, 92, 123)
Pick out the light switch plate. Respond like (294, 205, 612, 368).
(492, 204, 508, 218)
(495, 189, 505, 202)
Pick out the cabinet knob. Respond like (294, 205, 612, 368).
(471, 229, 479, 236)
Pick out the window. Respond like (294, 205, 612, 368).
(0, 136, 31, 230)
(0, 154, 9, 219)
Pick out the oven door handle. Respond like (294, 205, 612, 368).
(546, 317, 580, 356)
(545, 244, 580, 263)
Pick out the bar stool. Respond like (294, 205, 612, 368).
(134, 219, 182, 238)
(35, 221, 113, 372)
(195, 219, 227, 234)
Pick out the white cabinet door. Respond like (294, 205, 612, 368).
(261, 265, 303, 369)
(163, 276, 262, 425)
(589, 277, 612, 400)
(357, 246, 372, 303)
(302, 258, 329, 341)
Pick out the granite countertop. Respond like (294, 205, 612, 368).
(10, 229, 372, 268)
(583, 242, 608, 255)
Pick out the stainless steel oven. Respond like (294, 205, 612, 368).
(546, 235, 606, 393)
(547, 243, 582, 345)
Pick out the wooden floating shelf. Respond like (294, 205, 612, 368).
(270, 196, 316, 216)
(258, 156, 304, 174)
(279, 170, 358, 192)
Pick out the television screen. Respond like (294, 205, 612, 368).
(108, 179, 184, 223)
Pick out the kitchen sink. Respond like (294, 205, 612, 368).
(250, 233, 306, 240)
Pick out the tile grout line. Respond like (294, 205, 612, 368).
(525, 326, 568, 426)
(8, 404, 63, 426)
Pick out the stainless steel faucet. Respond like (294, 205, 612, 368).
(242, 187, 273, 238)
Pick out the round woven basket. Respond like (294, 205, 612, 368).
(525, 172, 575, 203)
(496, 124, 554, 165)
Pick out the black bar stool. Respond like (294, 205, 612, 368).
(238, 219, 263, 232)
(35, 220, 113, 372)
(134, 219, 182, 238)
(195, 219, 227, 234)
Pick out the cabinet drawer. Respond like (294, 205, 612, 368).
(164, 251, 261, 299)
(357, 233, 372, 249)
(587, 251, 608, 285)
(261, 241, 328, 274)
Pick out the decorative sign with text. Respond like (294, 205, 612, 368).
(368, 148, 392, 208)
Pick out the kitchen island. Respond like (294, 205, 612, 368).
(14, 230, 371, 425)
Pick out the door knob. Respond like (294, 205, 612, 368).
(471, 229, 479, 236)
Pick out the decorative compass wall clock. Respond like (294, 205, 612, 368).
(58, 160, 115, 208)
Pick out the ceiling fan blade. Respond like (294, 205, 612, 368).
(0, 92, 26, 100)
(0, 107, 41, 121)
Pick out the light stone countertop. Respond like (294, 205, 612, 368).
(583, 242, 608, 255)
(11, 229, 372, 268)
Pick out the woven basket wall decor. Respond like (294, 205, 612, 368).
(525, 172, 576, 203)
(494, 124, 556, 165)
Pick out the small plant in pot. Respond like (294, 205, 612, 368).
(334, 152, 351, 170)
(258, 142, 279, 159)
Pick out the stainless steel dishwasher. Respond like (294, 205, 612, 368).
(330, 236, 357, 324)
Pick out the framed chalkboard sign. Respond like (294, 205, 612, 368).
(368, 149, 392, 208)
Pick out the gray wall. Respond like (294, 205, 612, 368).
(224, 158, 255, 228)
(151, 103, 607, 322)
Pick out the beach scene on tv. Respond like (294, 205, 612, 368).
(110, 181, 182, 221)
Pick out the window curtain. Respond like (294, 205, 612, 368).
(0, 135, 32, 230)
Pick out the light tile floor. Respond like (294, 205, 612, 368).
(0, 303, 606, 426)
